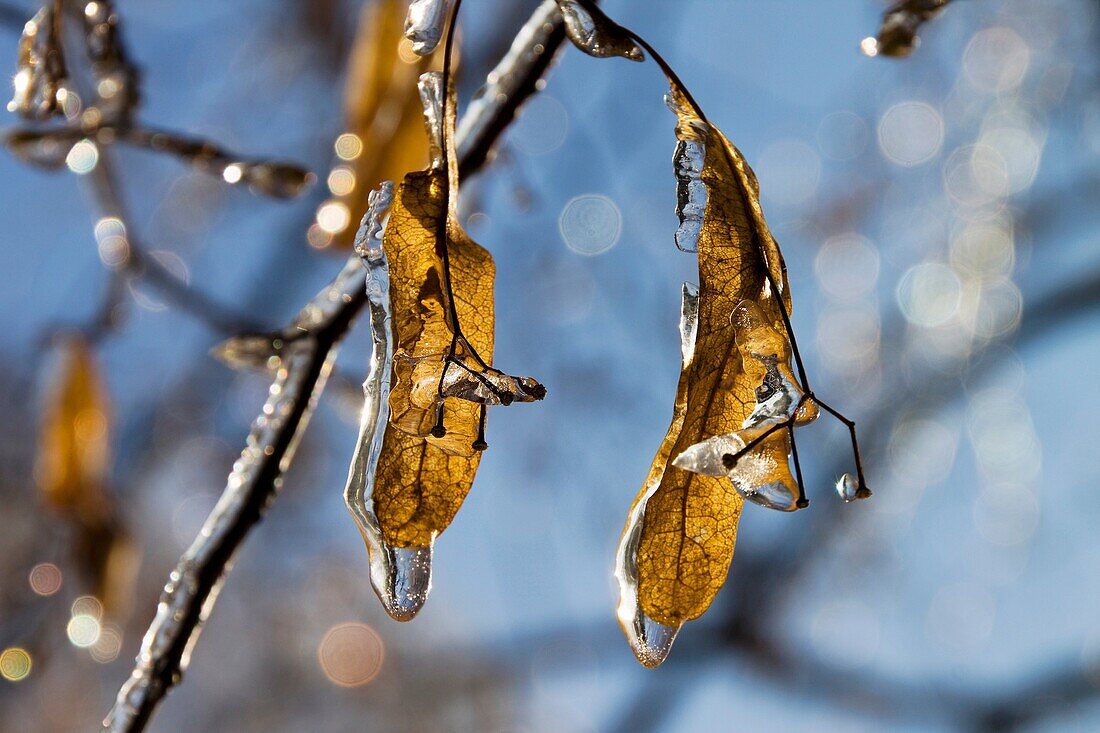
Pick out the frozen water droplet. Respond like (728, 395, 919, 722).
(369, 544, 433, 621)
(405, 0, 455, 56)
(835, 473, 872, 502)
(555, 0, 644, 62)
(623, 609, 680, 668)
(241, 162, 313, 199)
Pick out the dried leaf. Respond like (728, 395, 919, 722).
(371, 71, 543, 551)
(37, 337, 137, 618)
(862, 0, 951, 58)
(38, 338, 111, 511)
(626, 88, 807, 630)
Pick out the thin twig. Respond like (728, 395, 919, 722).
(101, 4, 570, 731)
(84, 151, 264, 335)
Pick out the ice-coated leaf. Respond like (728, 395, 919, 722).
(622, 86, 803, 639)
(404, 0, 456, 56)
(555, 0, 644, 62)
(862, 0, 951, 58)
(345, 71, 543, 621)
(384, 71, 543, 457)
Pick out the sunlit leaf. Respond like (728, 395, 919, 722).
(625, 88, 813, 632)
(371, 71, 543, 553)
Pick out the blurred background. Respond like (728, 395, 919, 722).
(2, 0, 1099, 731)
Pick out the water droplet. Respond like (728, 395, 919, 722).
(835, 473, 871, 502)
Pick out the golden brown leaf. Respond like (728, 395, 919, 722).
(630, 89, 806, 627)
(37, 338, 110, 513)
(373, 168, 493, 545)
(36, 337, 138, 618)
(383, 167, 495, 457)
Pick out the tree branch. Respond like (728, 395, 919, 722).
(101, 4, 568, 731)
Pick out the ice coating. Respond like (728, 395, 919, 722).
(404, 0, 455, 56)
(439, 361, 546, 405)
(666, 90, 709, 254)
(615, 282, 698, 667)
(672, 300, 814, 513)
(418, 72, 445, 170)
(835, 472, 872, 502)
(343, 183, 434, 621)
(104, 341, 333, 731)
(672, 139, 707, 253)
(456, 0, 561, 162)
(672, 432, 745, 477)
(555, 0, 644, 61)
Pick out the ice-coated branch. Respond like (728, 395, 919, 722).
(102, 4, 570, 730)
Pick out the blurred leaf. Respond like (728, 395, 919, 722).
(37, 337, 110, 511)
(324, 0, 446, 249)
(36, 337, 137, 617)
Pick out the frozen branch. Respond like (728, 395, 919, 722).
(102, 4, 569, 731)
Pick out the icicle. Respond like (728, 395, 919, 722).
(404, 0, 455, 56)
(555, 0, 644, 62)
(836, 473, 872, 502)
(344, 183, 432, 621)
(615, 282, 698, 667)
(417, 71, 445, 171)
(665, 90, 709, 254)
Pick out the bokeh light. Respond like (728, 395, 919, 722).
(878, 101, 945, 166)
(558, 194, 622, 256)
(28, 563, 62, 596)
(317, 623, 384, 687)
(0, 648, 31, 682)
